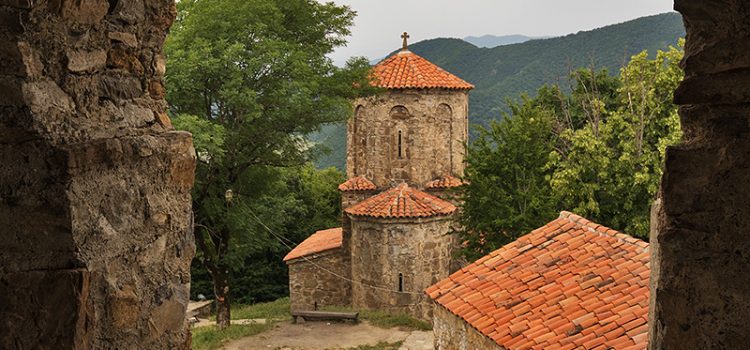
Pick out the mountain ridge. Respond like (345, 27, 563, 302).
(463, 34, 540, 48)
(312, 12, 685, 170)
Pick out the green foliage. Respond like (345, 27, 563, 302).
(191, 324, 272, 350)
(459, 43, 684, 256)
(230, 297, 291, 321)
(458, 97, 559, 260)
(359, 310, 432, 331)
(166, 0, 369, 319)
(188, 165, 345, 304)
(548, 43, 684, 237)
(312, 13, 685, 171)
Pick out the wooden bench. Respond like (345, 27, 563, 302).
(291, 310, 359, 324)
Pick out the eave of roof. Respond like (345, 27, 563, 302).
(283, 227, 343, 262)
(345, 183, 456, 219)
(338, 176, 377, 192)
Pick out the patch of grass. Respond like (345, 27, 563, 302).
(192, 323, 272, 350)
(231, 297, 291, 320)
(360, 310, 431, 331)
(208, 297, 291, 321)
(322, 306, 432, 331)
(345, 341, 403, 350)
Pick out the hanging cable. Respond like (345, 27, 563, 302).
(245, 207, 426, 297)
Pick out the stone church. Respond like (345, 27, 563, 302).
(284, 34, 474, 321)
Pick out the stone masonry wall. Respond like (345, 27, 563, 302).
(0, 1, 195, 349)
(350, 216, 457, 321)
(650, 1, 750, 348)
(348, 89, 469, 189)
(287, 249, 351, 311)
(433, 304, 502, 350)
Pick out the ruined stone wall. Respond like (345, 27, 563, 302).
(348, 90, 469, 189)
(287, 249, 351, 311)
(649, 1, 750, 348)
(349, 216, 457, 321)
(433, 305, 502, 350)
(0, 1, 195, 349)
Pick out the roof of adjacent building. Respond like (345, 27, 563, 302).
(338, 176, 377, 192)
(283, 227, 343, 262)
(372, 50, 474, 90)
(426, 212, 650, 350)
(345, 183, 456, 219)
(425, 176, 465, 190)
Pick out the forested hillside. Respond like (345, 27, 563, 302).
(312, 13, 685, 170)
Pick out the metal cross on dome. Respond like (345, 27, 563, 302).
(401, 32, 410, 50)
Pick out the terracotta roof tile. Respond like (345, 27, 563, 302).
(372, 50, 474, 90)
(345, 183, 456, 219)
(283, 227, 342, 262)
(338, 176, 377, 192)
(425, 176, 466, 190)
(425, 212, 650, 349)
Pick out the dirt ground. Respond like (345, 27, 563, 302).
(221, 320, 413, 350)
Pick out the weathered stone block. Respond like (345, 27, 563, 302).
(52, 0, 109, 25)
(67, 49, 107, 73)
(21, 80, 75, 114)
(107, 45, 145, 75)
(109, 0, 145, 24)
(100, 76, 143, 101)
(108, 31, 138, 48)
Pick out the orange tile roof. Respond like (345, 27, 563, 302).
(283, 227, 343, 262)
(425, 176, 465, 189)
(345, 183, 456, 219)
(338, 176, 377, 192)
(372, 50, 474, 90)
(426, 212, 650, 350)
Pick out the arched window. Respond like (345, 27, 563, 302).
(398, 273, 405, 292)
(390, 105, 410, 119)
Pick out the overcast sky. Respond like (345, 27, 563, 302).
(324, 0, 676, 65)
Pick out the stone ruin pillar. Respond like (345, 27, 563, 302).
(0, 1, 195, 348)
(650, 1, 750, 348)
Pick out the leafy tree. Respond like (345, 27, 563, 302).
(548, 43, 684, 237)
(188, 164, 344, 305)
(458, 97, 559, 260)
(460, 42, 683, 257)
(165, 0, 373, 328)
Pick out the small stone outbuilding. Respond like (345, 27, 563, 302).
(426, 212, 650, 349)
(284, 228, 350, 311)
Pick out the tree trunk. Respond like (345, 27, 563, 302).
(214, 266, 231, 329)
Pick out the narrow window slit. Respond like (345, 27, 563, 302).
(398, 273, 404, 292)
(398, 130, 403, 159)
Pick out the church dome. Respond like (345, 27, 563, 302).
(372, 50, 474, 91)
